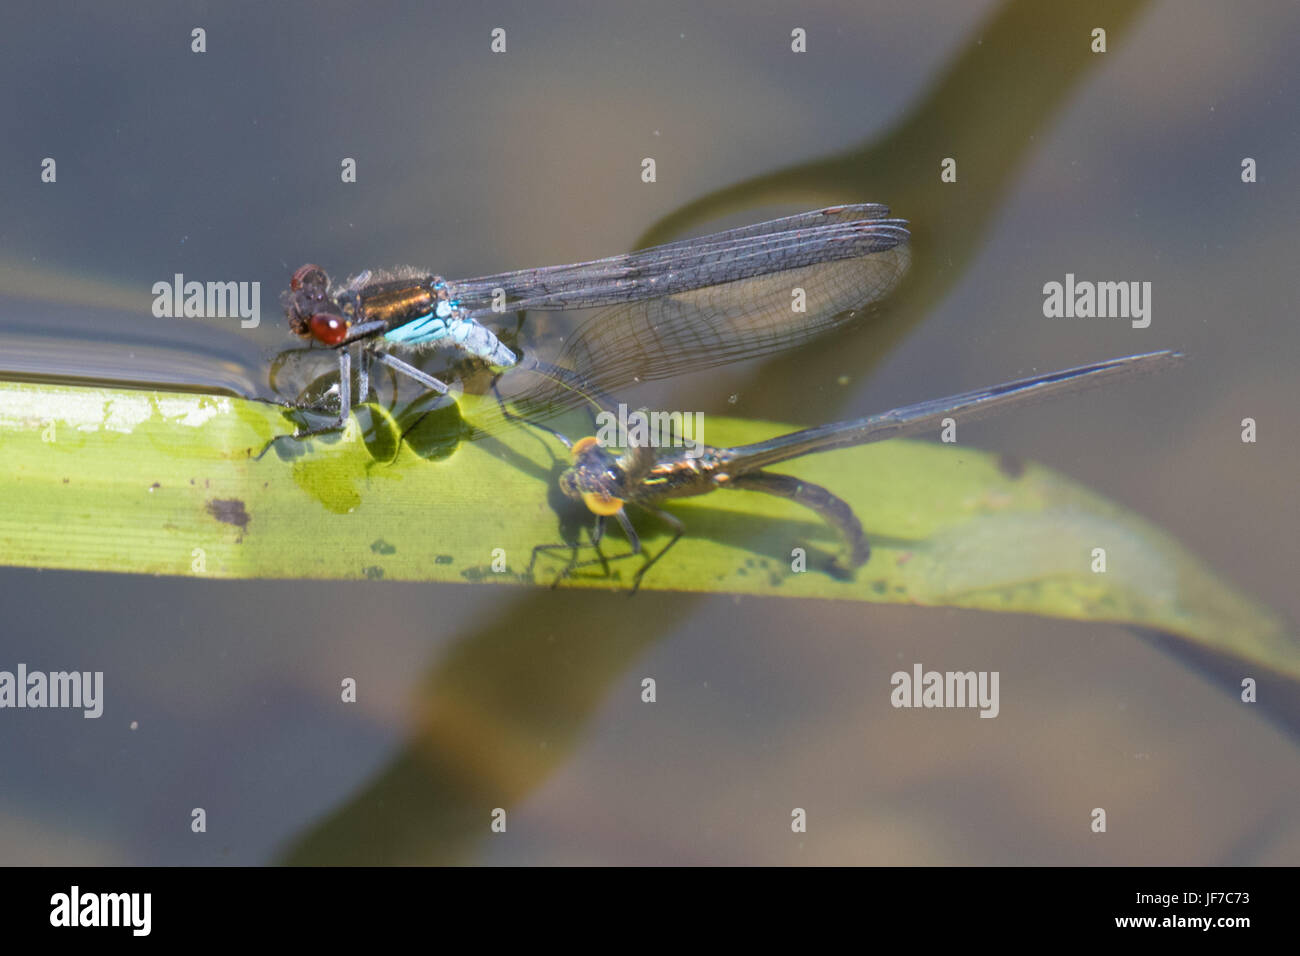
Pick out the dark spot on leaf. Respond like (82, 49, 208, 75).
(370, 539, 397, 555)
(62, 478, 69, 484)
(434, 554, 453, 565)
(206, 498, 250, 532)
(150, 482, 161, 490)
(362, 566, 385, 580)
(826, 560, 854, 582)
(997, 453, 1025, 479)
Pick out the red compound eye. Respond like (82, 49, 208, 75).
(291, 264, 326, 291)
(308, 313, 348, 346)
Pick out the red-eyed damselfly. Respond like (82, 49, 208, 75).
(267, 204, 909, 452)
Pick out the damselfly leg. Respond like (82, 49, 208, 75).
(256, 344, 453, 459)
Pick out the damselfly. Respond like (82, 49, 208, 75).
(525, 350, 1181, 591)
(270, 204, 909, 448)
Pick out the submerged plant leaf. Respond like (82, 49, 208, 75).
(0, 381, 1292, 677)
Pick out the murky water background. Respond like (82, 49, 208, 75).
(0, 0, 1296, 864)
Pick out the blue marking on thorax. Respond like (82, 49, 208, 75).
(383, 300, 456, 345)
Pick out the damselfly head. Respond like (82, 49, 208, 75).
(560, 436, 626, 516)
(284, 264, 350, 345)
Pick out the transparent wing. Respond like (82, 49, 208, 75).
(475, 241, 911, 434)
(716, 351, 1184, 471)
(445, 204, 906, 312)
